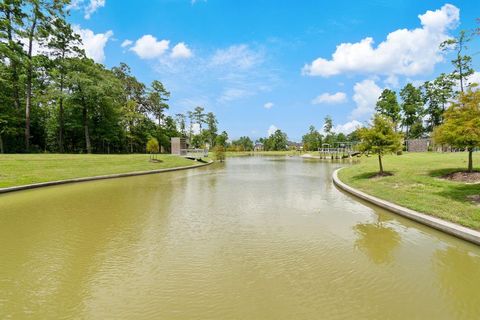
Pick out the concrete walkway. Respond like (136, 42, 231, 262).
(0, 161, 213, 195)
(333, 167, 480, 246)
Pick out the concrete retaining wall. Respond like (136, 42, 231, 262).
(0, 161, 213, 195)
(333, 167, 480, 246)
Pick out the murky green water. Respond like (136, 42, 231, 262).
(1, 157, 479, 319)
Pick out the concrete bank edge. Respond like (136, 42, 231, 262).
(0, 160, 213, 195)
(332, 167, 480, 246)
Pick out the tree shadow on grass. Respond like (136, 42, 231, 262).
(349, 171, 394, 182)
(428, 171, 480, 205)
(428, 168, 472, 178)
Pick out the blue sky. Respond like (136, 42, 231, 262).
(67, 0, 480, 141)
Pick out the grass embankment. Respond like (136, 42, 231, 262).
(338, 152, 480, 230)
(0, 154, 197, 188)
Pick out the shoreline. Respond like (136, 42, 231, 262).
(332, 167, 480, 246)
(0, 160, 213, 195)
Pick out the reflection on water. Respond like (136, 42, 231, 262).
(354, 216, 401, 265)
(0, 157, 479, 319)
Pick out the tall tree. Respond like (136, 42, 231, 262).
(193, 106, 205, 131)
(265, 129, 288, 151)
(175, 113, 187, 137)
(421, 74, 455, 132)
(302, 125, 322, 151)
(215, 130, 229, 148)
(323, 115, 333, 134)
(47, 17, 83, 152)
(147, 80, 170, 125)
(376, 89, 401, 130)
(0, 0, 25, 111)
(433, 89, 480, 172)
(440, 30, 474, 93)
(400, 83, 424, 139)
(205, 112, 218, 146)
(231, 136, 254, 151)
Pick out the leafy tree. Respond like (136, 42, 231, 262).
(433, 89, 480, 172)
(215, 131, 229, 148)
(147, 80, 170, 125)
(193, 106, 205, 131)
(213, 145, 226, 162)
(358, 114, 403, 175)
(146, 137, 159, 160)
(231, 136, 254, 151)
(47, 17, 83, 152)
(0, 0, 25, 111)
(265, 129, 288, 151)
(421, 74, 455, 132)
(323, 115, 333, 134)
(376, 89, 401, 129)
(400, 83, 424, 139)
(23, 0, 67, 150)
(441, 30, 474, 93)
(302, 125, 322, 151)
(112, 63, 149, 153)
(175, 113, 187, 137)
(205, 112, 218, 146)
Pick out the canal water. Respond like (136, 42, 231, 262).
(1, 157, 479, 319)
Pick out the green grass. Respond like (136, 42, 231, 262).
(0, 154, 197, 188)
(338, 152, 480, 230)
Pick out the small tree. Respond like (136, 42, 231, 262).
(358, 115, 404, 175)
(146, 137, 159, 160)
(214, 145, 226, 162)
(433, 89, 480, 172)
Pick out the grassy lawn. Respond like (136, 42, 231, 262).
(0, 154, 197, 188)
(338, 152, 480, 230)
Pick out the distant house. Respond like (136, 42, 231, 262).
(406, 138, 431, 152)
(254, 143, 264, 151)
(287, 141, 303, 151)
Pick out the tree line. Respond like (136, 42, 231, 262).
(0, 1, 222, 154)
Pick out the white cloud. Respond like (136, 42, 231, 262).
(351, 79, 383, 120)
(68, 0, 105, 19)
(130, 35, 170, 59)
(384, 74, 399, 88)
(333, 120, 363, 134)
(121, 39, 133, 48)
(267, 124, 278, 136)
(303, 4, 459, 77)
(264, 102, 274, 109)
(218, 88, 252, 103)
(85, 0, 105, 19)
(312, 92, 347, 105)
(171, 42, 193, 59)
(73, 26, 113, 63)
(210, 44, 263, 70)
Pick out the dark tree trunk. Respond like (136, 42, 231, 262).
(0, 134, 4, 154)
(58, 55, 65, 153)
(25, 13, 38, 152)
(468, 148, 473, 173)
(59, 95, 64, 152)
(80, 93, 91, 154)
(378, 154, 384, 174)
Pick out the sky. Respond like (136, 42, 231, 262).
(67, 0, 480, 141)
